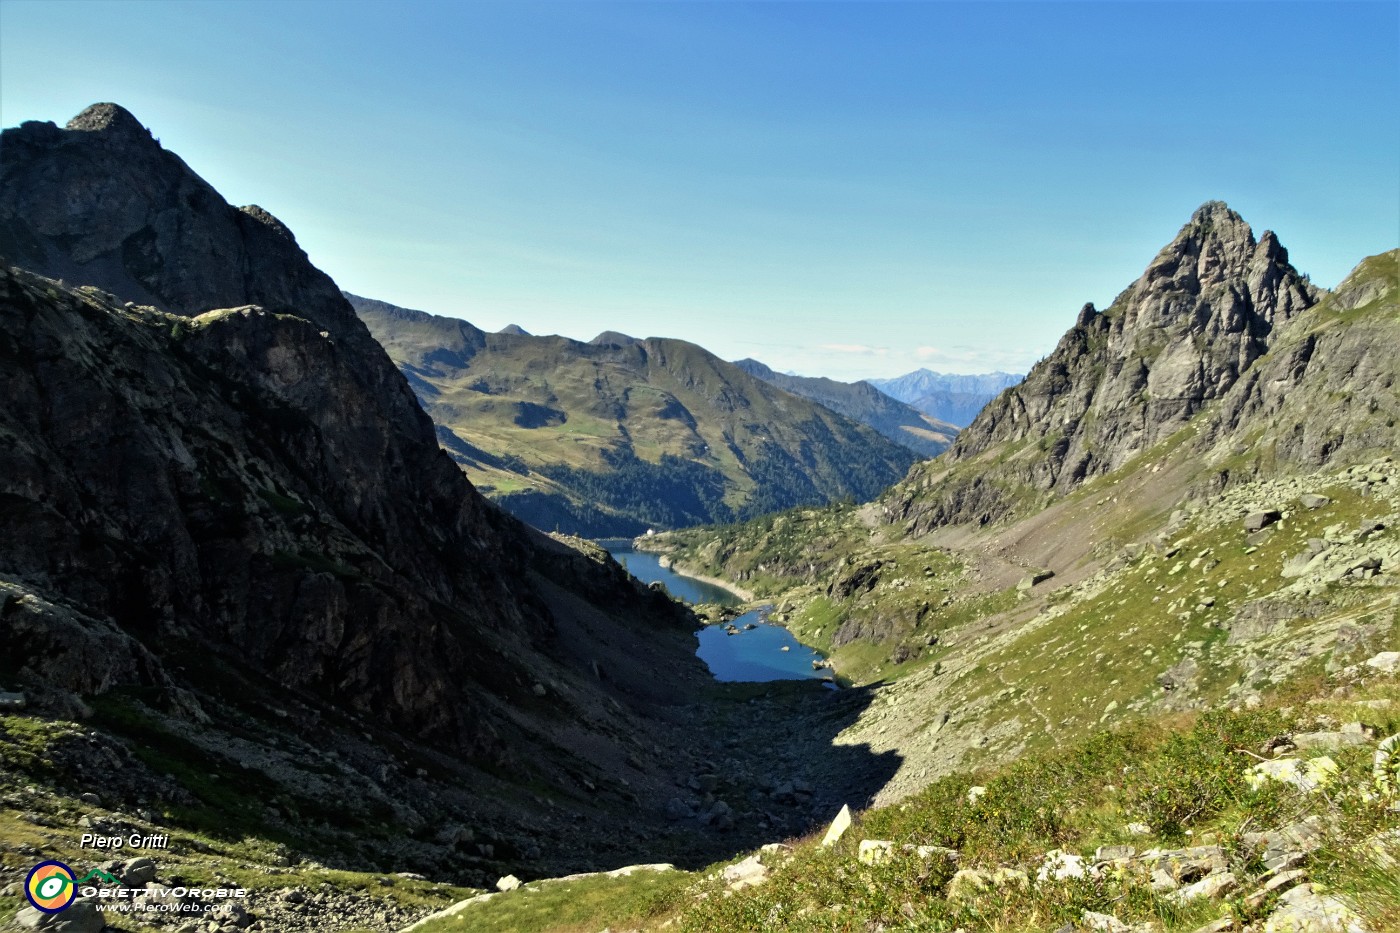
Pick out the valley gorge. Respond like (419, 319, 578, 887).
(1, 103, 1397, 933)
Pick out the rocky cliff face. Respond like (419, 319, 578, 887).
(1198, 249, 1399, 478)
(885, 202, 1321, 533)
(0, 104, 696, 765)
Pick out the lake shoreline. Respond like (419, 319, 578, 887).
(655, 555, 757, 603)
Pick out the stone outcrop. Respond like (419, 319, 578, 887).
(885, 202, 1320, 533)
(1199, 250, 1400, 480)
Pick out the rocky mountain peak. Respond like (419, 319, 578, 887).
(1187, 198, 1251, 233)
(590, 330, 639, 346)
(239, 204, 299, 245)
(885, 202, 1322, 534)
(64, 101, 153, 140)
(1, 103, 364, 340)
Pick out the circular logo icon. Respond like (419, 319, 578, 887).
(25, 861, 77, 913)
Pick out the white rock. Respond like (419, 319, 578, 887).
(1170, 871, 1237, 903)
(495, 874, 521, 892)
(821, 804, 852, 846)
(1245, 757, 1338, 793)
(946, 868, 990, 899)
(1264, 885, 1367, 932)
(1036, 849, 1091, 882)
(1083, 910, 1132, 932)
(1364, 651, 1400, 673)
(857, 839, 894, 865)
(991, 866, 1029, 888)
(721, 854, 768, 890)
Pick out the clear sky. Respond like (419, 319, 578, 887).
(2, 1, 1397, 380)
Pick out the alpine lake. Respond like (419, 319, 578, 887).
(606, 544, 834, 686)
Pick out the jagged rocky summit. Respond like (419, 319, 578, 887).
(886, 201, 1333, 533)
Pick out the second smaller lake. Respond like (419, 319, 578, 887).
(697, 610, 832, 684)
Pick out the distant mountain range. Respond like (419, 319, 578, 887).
(349, 295, 920, 537)
(732, 359, 958, 459)
(868, 369, 1022, 427)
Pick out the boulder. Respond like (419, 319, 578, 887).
(1291, 731, 1369, 749)
(495, 875, 521, 892)
(1263, 884, 1366, 932)
(912, 845, 960, 862)
(991, 866, 1029, 889)
(946, 868, 990, 900)
(1170, 871, 1237, 903)
(1245, 510, 1282, 533)
(721, 854, 768, 890)
(820, 804, 852, 846)
(208, 902, 254, 928)
(1150, 845, 1227, 882)
(1364, 651, 1400, 673)
(1095, 845, 1137, 861)
(1082, 911, 1132, 932)
(1016, 569, 1055, 591)
(14, 900, 105, 931)
(857, 839, 894, 865)
(1243, 818, 1325, 872)
(1244, 758, 1338, 794)
(119, 856, 157, 886)
(1036, 849, 1091, 882)
(1299, 494, 1331, 509)
(1244, 868, 1308, 908)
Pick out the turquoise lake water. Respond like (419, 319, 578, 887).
(607, 545, 831, 684)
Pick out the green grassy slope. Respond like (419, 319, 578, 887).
(350, 295, 918, 536)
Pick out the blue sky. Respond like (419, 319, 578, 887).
(2, 1, 1397, 379)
